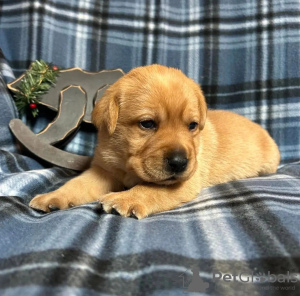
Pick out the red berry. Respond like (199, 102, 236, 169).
(29, 103, 37, 109)
(52, 66, 58, 70)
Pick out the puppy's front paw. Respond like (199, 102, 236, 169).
(29, 191, 76, 212)
(99, 191, 148, 219)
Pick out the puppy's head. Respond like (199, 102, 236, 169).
(92, 65, 207, 185)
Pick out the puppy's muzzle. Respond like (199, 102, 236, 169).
(165, 149, 188, 174)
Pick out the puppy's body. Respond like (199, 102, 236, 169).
(198, 110, 279, 188)
(30, 65, 280, 218)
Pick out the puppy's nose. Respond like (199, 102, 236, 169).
(165, 150, 188, 173)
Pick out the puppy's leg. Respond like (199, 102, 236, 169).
(99, 173, 201, 219)
(29, 166, 122, 212)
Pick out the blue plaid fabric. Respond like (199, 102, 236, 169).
(1, 0, 300, 163)
(0, 1, 300, 295)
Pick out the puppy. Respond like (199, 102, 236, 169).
(29, 64, 280, 219)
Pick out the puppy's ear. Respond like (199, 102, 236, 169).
(92, 86, 119, 135)
(196, 86, 207, 130)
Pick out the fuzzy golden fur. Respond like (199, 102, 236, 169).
(30, 65, 280, 219)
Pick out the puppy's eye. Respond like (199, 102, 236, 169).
(188, 122, 198, 131)
(140, 120, 157, 130)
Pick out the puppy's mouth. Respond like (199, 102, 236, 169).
(141, 167, 181, 185)
(141, 164, 193, 185)
(136, 156, 195, 185)
(155, 175, 183, 185)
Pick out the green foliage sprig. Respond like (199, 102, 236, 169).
(13, 60, 60, 117)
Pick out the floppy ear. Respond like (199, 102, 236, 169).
(196, 85, 207, 130)
(92, 86, 119, 135)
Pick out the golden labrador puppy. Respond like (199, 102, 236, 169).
(30, 65, 280, 219)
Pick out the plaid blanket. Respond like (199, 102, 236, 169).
(1, 0, 300, 163)
(0, 1, 300, 295)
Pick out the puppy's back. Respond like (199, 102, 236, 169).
(199, 110, 280, 187)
